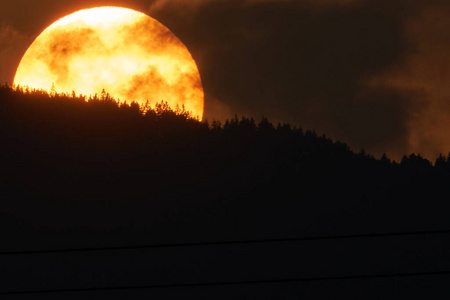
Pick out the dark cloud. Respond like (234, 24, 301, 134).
(122, 64, 203, 113)
(369, 3, 450, 159)
(39, 27, 100, 86)
(0, 22, 32, 84)
(120, 15, 183, 54)
(3, 0, 450, 159)
(150, 0, 411, 158)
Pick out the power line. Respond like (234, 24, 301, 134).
(1, 228, 449, 256)
(1, 270, 449, 296)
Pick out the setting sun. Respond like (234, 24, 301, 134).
(14, 7, 204, 119)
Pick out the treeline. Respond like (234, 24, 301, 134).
(0, 84, 448, 204)
(3, 84, 446, 166)
(3, 84, 450, 251)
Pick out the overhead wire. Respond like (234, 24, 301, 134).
(1, 270, 449, 296)
(1, 228, 449, 256)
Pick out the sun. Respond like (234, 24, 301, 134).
(14, 7, 204, 119)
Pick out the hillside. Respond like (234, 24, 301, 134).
(1, 85, 450, 298)
(0, 85, 370, 201)
(1, 85, 448, 241)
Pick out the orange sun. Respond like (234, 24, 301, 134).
(14, 7, 204, 119)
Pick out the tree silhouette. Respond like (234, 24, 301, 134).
(0, 84, 448, 205)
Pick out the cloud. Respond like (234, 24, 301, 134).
(0, 23, 31, 84)
(148, 0, 361, 15)
(203, 95, 235, 123)
(304, 0, 365, 10)
(150, 0, 412, 158)
(368, 4, 450, 159)
(5, 0, 450, 160)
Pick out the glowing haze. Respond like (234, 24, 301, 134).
(14, 7, 204, 119)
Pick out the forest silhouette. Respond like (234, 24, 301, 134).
(2, 84, 449, 196)
(1, 84, 450, 249)
(2, 84, 450, 300)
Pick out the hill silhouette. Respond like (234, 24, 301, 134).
(2, 85, 450, 298)
(1, 83, 449, 234)
(2, 84, 448, 200)
(0, 85, 391, 201)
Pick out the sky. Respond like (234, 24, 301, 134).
(2, 0, 450, 160)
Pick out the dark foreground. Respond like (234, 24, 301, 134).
(1, 86, 449, 299)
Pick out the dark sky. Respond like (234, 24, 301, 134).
(2, 0, 450, 160)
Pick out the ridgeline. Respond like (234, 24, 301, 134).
(0, 84, 449, 248)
